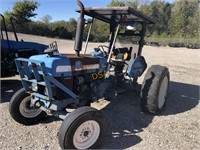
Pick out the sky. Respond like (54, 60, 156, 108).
(0, 0, 174, 22)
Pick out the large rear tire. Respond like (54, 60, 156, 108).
(140, 65, 170, 114)
(58, 106, 107, 149)
(9, 88, 46, 125)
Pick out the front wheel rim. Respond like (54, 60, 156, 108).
(19, 96, 43, 118)
(73, 120, 100, 149)
(158, 76, 169, 109)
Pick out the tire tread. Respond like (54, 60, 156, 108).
(58, 106, 107, 149)
(140, 65, 169, 114)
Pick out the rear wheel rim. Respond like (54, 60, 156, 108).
(19, 96, 42, 118)
(73, 120, 100, 149)
(158, 76, 169, 109)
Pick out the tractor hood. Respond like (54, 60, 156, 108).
(29, 53, 107, 77)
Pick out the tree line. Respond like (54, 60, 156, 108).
(1, 0, 200, 45)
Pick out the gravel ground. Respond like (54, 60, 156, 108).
(0, 33, 200, 149)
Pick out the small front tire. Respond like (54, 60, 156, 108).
(58, 106, 107, 149)
(9, 88, 46, 125)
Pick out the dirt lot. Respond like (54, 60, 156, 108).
(0, 33, 200, 149)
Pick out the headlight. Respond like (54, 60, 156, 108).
(31, 83, 38, 91)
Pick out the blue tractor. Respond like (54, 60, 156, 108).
(9, 0, 170, 149)
(0, 14, 57, 77)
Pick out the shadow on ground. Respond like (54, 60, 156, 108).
(161, 81, 199, 116)
(1, 78, 22, 103)
(99, 81, 199, 149)
(100, 93, 151, 149)
(0, 78, 199, 149)
(0, 78, 62, 124)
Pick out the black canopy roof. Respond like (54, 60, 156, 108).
(76, 7, 154, 24)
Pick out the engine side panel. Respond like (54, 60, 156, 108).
(29, 54, 72, 77)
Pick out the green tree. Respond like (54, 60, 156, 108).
(29, 21, 50, 36)
(187, 8, 200, 37)
(41, 15, 52, 24)
(12, 0, 39, 25)
(146, 1, 172, 35)
(66, 18, 77, 39)
(90, 20, 109, 42)
(109, 0, 139, 8)
(49, 20, 72, 39)
(140, 3, 151, 16)
(1, 11, 13, 31)
(169, 0, 199, 37)
(127, 0, 139, 9)
(109, 0, 126, 7)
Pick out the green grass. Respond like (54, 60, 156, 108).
(146, 35, 200, 46)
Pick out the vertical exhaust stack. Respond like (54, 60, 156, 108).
(74, 0, 85, 56)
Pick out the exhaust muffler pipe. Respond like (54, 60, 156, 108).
(74, 0, 85, 56)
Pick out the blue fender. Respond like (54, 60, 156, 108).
(2, 40, 48, 52)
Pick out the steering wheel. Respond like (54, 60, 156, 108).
(98, 45, 109, 55)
